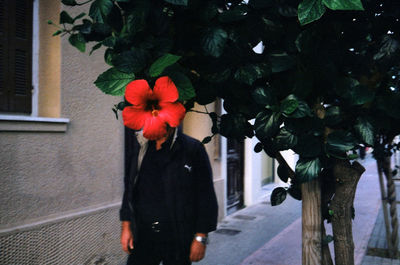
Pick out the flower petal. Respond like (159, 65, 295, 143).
(158, 102, 186, 127)
(142, 116, 167, 140)
(153, 76, 179, 103)
(122, 106, 151, 130)
(125, 80, 153, 106)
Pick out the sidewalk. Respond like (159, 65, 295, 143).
(199, 157, 392, 265)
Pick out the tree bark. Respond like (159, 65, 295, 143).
(302, 178, 322, 265)
(377, 159, 395, 256)
(330, 160, 365, 265)
(380, 156, 399, 258)
(322, 222, 334, 265)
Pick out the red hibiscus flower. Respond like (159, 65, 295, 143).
(122, 76, 186, 140)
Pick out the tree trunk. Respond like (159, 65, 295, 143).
(302, 178, 322, 265)
(380, 156, 399, 258)
(277, 152, 333, 265)
(330, 160, 365, 265)
(322, 222, 334, 265)
(377, 159, 395, 256)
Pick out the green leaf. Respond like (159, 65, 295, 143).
(94, 68, 135, 96)
(62, 0, 77, 6)
(271, 187, 287, 206)
(295, 157, 321, 183)
(104, 48, 115, 66)
(293, 134, 322, 157)
(68, 33, 86, 52)
(202, 28, 228, 58)
(277, 164, 290, 183)
(218, 5, 248, 23)
(202, 136, 212, 144)
(60, 11, 74, 24)
(73, 12, 86, 22)
(298, 0, 326, 26)
(354, 117, 374, 146)
(234, 64, 270, 85)
(89, 0, 114, 23)
(373, 36, 400, 61)
(288, 185, 302, 200)
(167, 72, 196, 102)
(149, 54, 182, 77)
(102, 36, 116, 47)
(89, 42, 102, 55)
(254, 111, 281, 139)
(287, 101, 312, 118)
(254, 142, 263, 153)
(347, 153, 359, 160)
(335, 78, 375, 105)
(52, 30, 63, 36)
(252, 86, 277, 108)
(164, 0, 188, 6)
(281, 95, 299, 115)
(269, 53, 296, 73)
(323, 235, 334, 245)
(324, 106, 342, 126)
(322, 0, 364, 10)
(273, 128, 298, 151)
(220, 113, 250, 140)
(112, 49, 148, 74)
(347, 86, 375, 105)
(326, 131, 356, 155)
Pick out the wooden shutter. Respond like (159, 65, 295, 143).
(0, 0, 8, 111)
(0, 0, 32, 113)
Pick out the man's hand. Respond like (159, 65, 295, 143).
(121, 221, 134, 254)
(190, 233, 207, 262)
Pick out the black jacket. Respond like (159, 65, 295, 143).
(120, 128, 218, 251)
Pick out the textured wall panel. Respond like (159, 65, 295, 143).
(0, 206, 126, 265)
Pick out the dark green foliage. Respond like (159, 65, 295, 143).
(271, 187, 287, 206)
(94, 68, 135, 96)
(295, 158, 322, 183)
(288, 185, 302, 200)
(68, 33, 86, 52)
(60, 11, 75, 24)
(58, 0, 400, 186)
(111, 49, 149, 74)
(254, 142, 263, 153)
(201, 28, 228, 58)
(298, 0, 326, 25)
(149, 54, 181, 77)
(277, 164, 290, 183)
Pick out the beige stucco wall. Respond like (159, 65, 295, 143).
(38, 0, 61, 118)
(0, 1, 124, 229)
(183, 103, 226, 221)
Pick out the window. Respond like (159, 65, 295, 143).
(0, 0, 33, 114)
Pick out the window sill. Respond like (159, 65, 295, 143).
(0, 115, 70, 132)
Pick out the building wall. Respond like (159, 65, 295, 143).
(0, 1, 126, 264)
(183, 103, 227, 221)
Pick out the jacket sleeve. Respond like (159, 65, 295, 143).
(119, 128, 136, 221)
(192, 142, 219, 233)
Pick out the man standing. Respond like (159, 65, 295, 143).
(119, 77, 218, 264)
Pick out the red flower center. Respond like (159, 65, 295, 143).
(145, 99, 160, 117)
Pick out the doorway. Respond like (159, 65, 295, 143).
(226, 139, 244, 215)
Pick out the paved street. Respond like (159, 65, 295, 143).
(197, 157, 400, 265)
